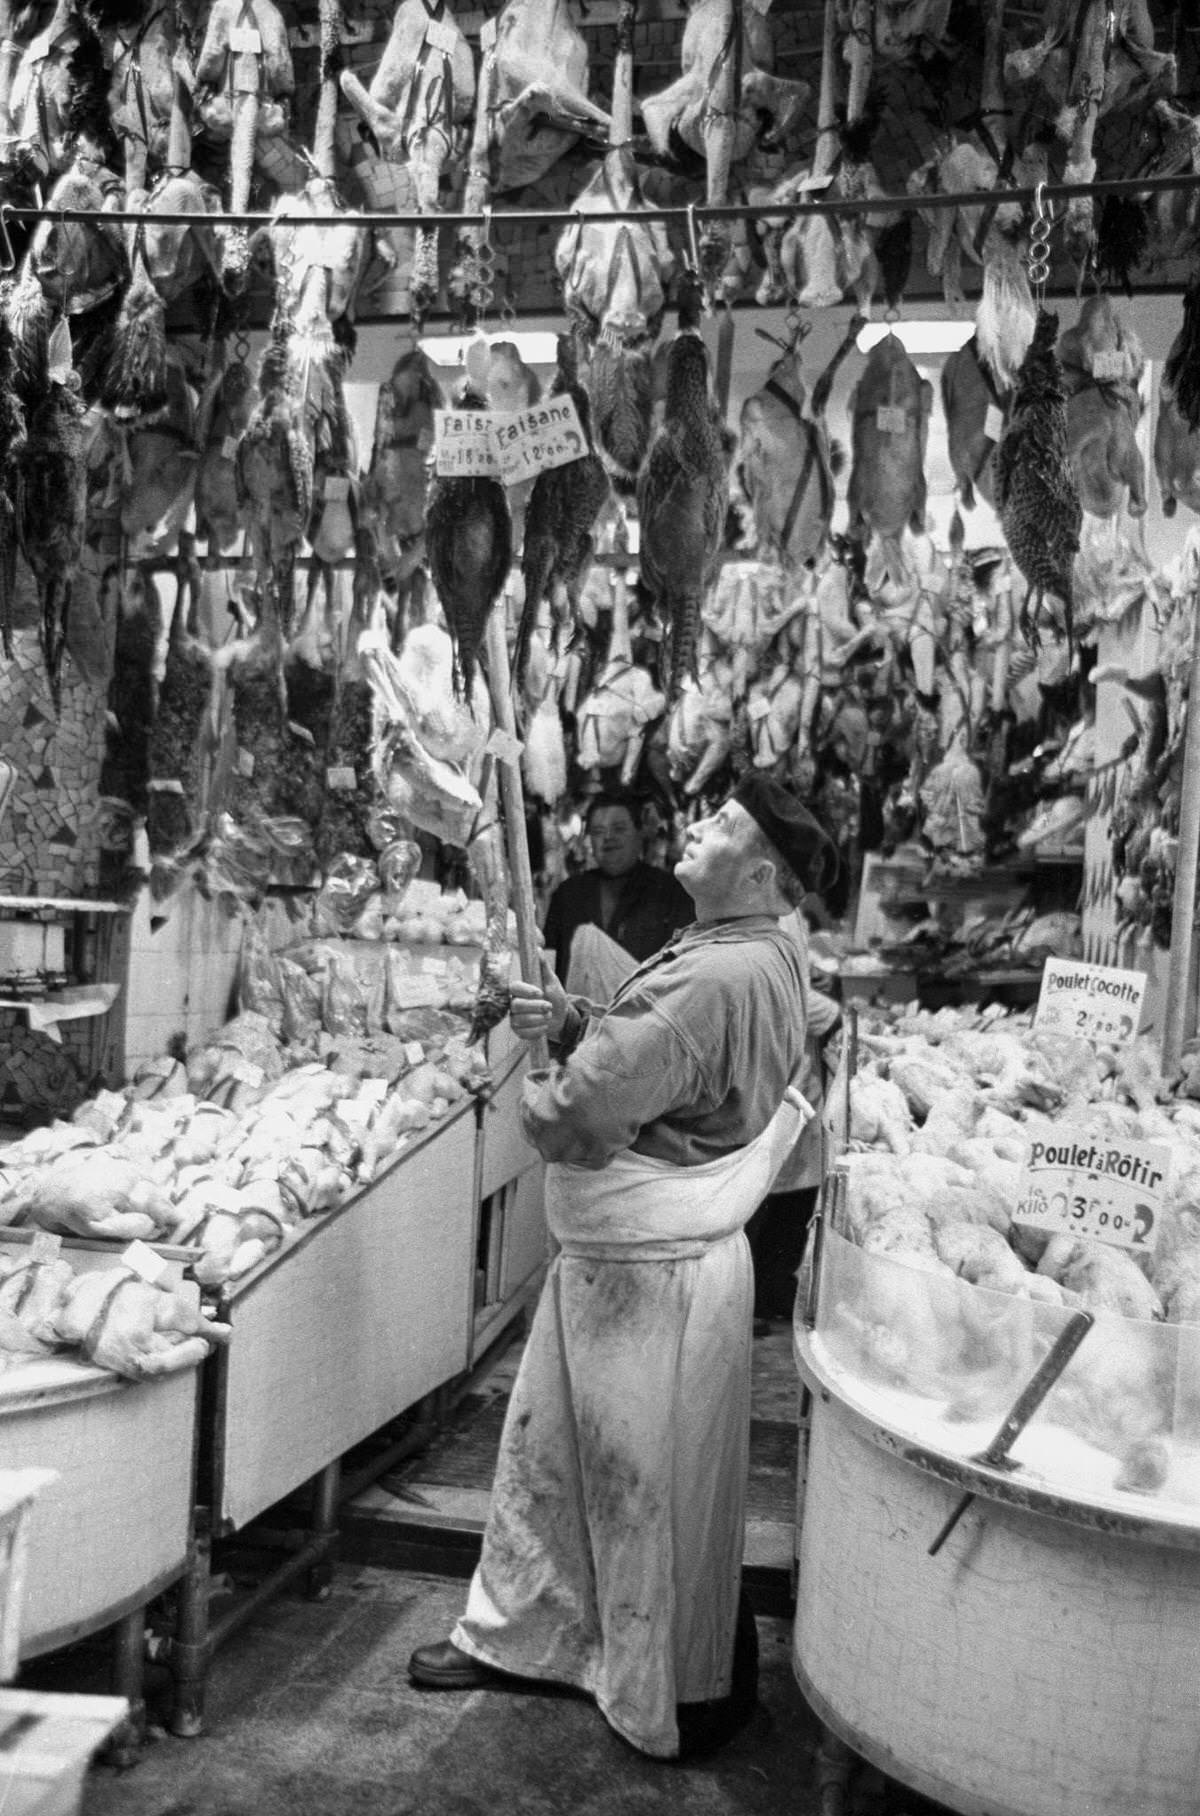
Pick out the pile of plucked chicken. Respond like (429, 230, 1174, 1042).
(0, 1240, 231, 1385)
(0, 964, 490, 1307)
(835, 1005, 1200, 1501)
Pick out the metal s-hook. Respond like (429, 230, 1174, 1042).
(685, 201, 701, 274)
(0, 204, 14, 272)
(1027, 180, 1055, 299)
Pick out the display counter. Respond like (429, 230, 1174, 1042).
(793, 1229, 1200, 1816)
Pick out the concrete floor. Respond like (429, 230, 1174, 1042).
(80, 1569, 828, 1816)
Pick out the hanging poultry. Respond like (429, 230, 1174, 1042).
(147, 563, 215, 897)
(555, 147, 676, 486)
(424, 382, 512, 700)
(846, 328, 933, 586)
(994, 309, 1082, 647)
(637, 272, 728, 703)
(104, 3, 183, 192)
(737, 315, 861, 574)
(480, 0, 610, 193)
(339, 0, 475, 322)
(362, 347, 442, 586)
(1155, 286, 1200, 518)
(516, 334, 610, 694)
(1057, 293, 1147, 520)
(194, 352, 256, 556)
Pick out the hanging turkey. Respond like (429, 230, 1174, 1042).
(340, 0, 475, 322)
(1155, 285, 1200, 519)
(638, 272, 728, 702)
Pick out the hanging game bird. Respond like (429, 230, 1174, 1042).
(424, 383, 512, 699)
(516, 334, 610, 694)
(637, 270, 728, 701)
(994, 308, 1081, 649)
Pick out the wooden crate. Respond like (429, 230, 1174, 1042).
(0, 1364, 199, 1658)
(211, 1098, 479, 1532)
(0, 1689, 127, 1816)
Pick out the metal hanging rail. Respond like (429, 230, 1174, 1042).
(6, 165, 1200, 234)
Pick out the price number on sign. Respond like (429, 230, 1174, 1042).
(1033, 958, 1146, 1048)
(433, 411, 500, 479)
(1013, 1132, 1169, 1253)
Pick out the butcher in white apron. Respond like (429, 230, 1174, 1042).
(409, 775, 833, 1760)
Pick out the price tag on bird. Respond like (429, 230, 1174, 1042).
(492, 396, 586, 487)
(984, 404, 1005, 443)
(434, 409, 500, 479)
(875, 405, 907, 434)
(424, 15, 459, 53)
(1091, 350, 1126, 382)
(1033, 957, 1147, 1046)
(1013, 1131, 1169, 1252)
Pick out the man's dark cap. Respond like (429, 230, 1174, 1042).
(731, 774, 836, 891)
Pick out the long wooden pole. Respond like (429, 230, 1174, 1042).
(1163, 600, 1200, 1074)
(483, 603, 548, 1070)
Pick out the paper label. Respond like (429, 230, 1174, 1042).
(795, 172, 834, 194)
(1033, 958, 1146, 1046)
(326, 765, 357, 791)
(420, 955, 448, 974)
(29, 1232, 61, 1262)
(747, 696, 771, 722)
(404, 1040, 426, 1066)
(236, 747, 255, 779)
(221, 435, 239, 460)
(387, 976, 441, 1008)
(433, 409, 500, 479)
(405, 879, 446, 916)
(224, 1055, 264, 1088)
(984, 404, 1005, 443)
(875, 405, 907, 435)
(230, 25, 262, 52)
(323, 475, 350, 501)
(1013, 1132, 1169, 1252)
(1091, 349, 1126, 382)
(424, 15, 459, 53)
(480, 16, 497, 48)
(47, 318, 73, 384)
(359, 1076, 390, 1106)
(485, 728, 524, 763)
(148, 778, 185, 795)
(121, 1239, 169, 1285)
(492, 396, 587, 487)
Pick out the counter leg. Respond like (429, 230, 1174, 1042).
(815, 1727, 853, 1816)
(305, 1461, 340, 1602)
(106, 1607, 146, 1767)
(169, 1534, 212, 1738)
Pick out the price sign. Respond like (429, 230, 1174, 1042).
(1014, 1131, 1169, 1252)
(984, 404, 1005, 443)
(424, 15, 459, 53)
(875, 404, 907, 434)
(1034, 958, 1146, 1045)
(433, 409, 500, 479)
(492, 396, 587, 486)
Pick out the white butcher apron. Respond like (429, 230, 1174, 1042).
(452, 1088, 809, 1758)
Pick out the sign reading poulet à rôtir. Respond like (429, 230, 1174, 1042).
(1013, 1133, 1170, 1252)
(433, 398, 586, 485)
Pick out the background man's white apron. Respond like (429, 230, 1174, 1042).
(452, 1090, 808, 1758)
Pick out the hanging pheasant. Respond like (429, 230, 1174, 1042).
(994, 308, 1082, 648)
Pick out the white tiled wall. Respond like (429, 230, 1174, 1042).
(122, 884, 243, 1072)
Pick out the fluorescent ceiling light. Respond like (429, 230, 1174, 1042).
(856, 320, 975, 356)
(418, 330, 559, 368)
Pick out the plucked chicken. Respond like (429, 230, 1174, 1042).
(54, 1270, 230, 1381)
(638, 274, 728, 701)
(362, 347, 442, 584)
(147, 569, 214, 892)
(482, 0, 610, 192)
(846, 329, 933, 586)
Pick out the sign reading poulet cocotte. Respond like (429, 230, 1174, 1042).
(1033, 958, 1147, 1045)
(433, 399, 587, 485)
(1013, 1132, 1169, 1252)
